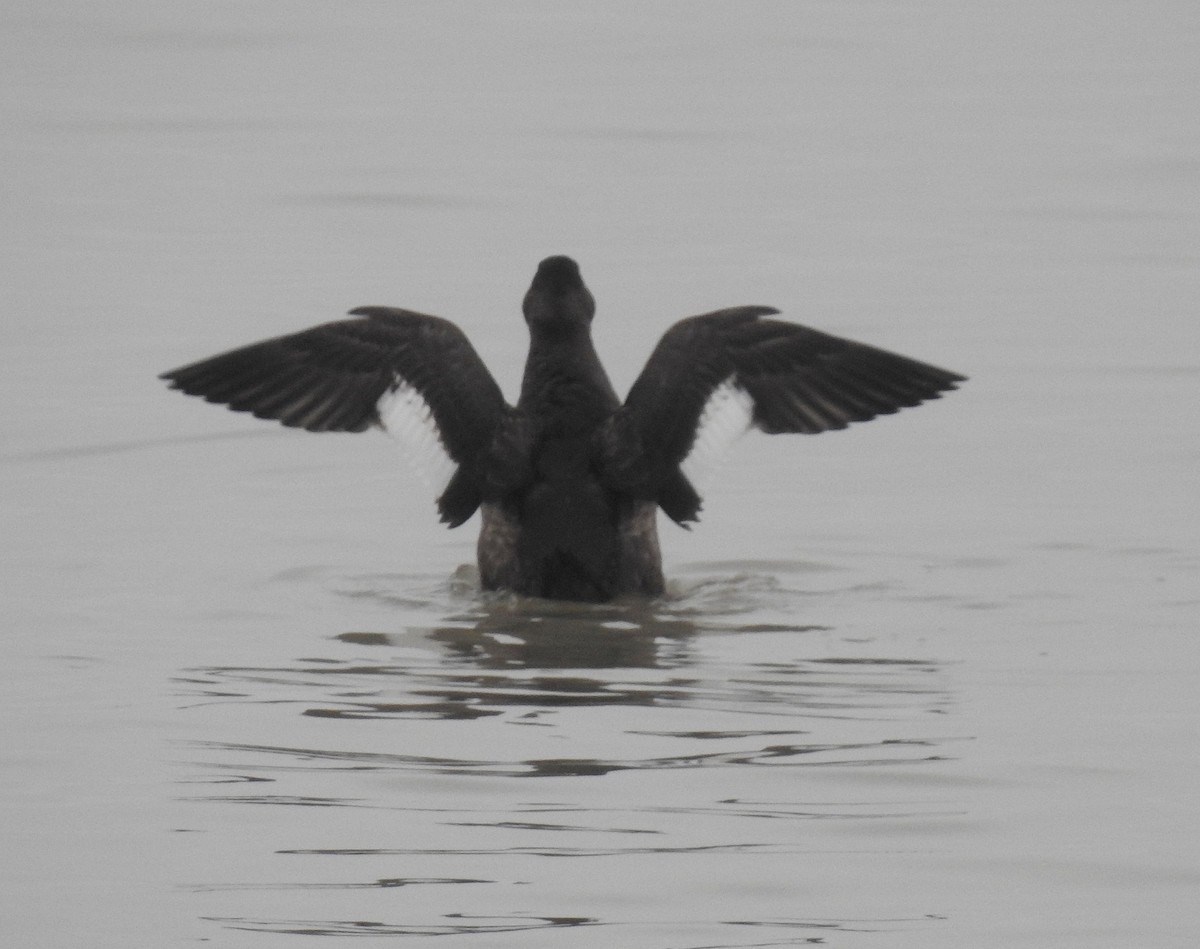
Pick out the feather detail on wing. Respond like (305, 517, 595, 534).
(376, 380, 459, 496)
(616, 306, 965, 524)
(159, 307, 510, 526)
(679, 376, 755, 490)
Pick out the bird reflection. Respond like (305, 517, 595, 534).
(340, 598, 699, 670)
(178, 585, 950, 781)
(179, 570, 914, 729)
(331, 565, 835, 675)
(311, 598, 703, 718)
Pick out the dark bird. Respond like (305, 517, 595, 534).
(160, 255, 965, 602)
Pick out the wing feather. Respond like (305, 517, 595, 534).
(160, 307, 510, 524)
(615, 307, 965, 523)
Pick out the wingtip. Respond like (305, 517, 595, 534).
(727, 305, 781, 319)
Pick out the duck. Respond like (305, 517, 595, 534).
(160, 255, 965, 602)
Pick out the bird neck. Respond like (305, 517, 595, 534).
(519, 327, 619, 419)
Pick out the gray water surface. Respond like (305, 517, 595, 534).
(3, 3, 1198, 947)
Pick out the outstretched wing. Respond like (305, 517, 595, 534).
(159, 307, 510, 526)
(613, 306, 966, 524)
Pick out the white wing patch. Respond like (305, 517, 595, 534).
(680, 376, 754, 488)
(376, 380, 458, 494)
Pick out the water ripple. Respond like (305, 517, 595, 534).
(175, 568, 963, 945)
(187, 734, 953, 782)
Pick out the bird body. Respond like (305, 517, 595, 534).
(161, 256, 965, 601)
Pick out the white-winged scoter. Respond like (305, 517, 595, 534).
(160, 255, 965, 601)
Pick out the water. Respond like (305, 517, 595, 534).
(3, 2, 1198, 946)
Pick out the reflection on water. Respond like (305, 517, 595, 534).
(174, 572, 962, 944)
